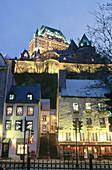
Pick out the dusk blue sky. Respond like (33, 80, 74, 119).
(0, 0, 109, 58)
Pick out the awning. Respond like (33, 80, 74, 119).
(2, 138, 10, 143)
(16, 138, 28, 143)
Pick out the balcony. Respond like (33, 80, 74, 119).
(99, 110, 106, 114)
(73, 110, 79, 114)
(100, 124, 106, 128)
(86, 110, 92, 114)
(87, 125, 93, 128)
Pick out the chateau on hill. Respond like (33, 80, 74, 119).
(29, 25, 70, 57)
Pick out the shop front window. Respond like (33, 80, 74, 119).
(92, 132, 98, 141)
(17, 144, 27, 154)
(80, 133, 85, 141)
(106, 132, 111, 141)
(66, 132, 71, 141)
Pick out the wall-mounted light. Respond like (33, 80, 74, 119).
(12, 138, 16, 144)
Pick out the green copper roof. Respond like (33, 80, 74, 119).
(79, 34, 92, 47)
(30, 37, 32, 43)
(38, 25, 69, 44)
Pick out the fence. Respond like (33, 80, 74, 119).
(0, 159, 112, 170)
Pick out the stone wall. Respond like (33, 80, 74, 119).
(58, 96, 110, 142)
(6, 59, 112, 74)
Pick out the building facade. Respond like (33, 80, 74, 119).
(2, 84, 41, 159)
(0, 53, 15, 157)
(40, 99, 56, 134)
(58, 79, 112, 159)
(29, 25, 69, 56)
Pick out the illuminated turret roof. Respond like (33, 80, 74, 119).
(38, 25, 69, 44)
(79, 34, 92, 47)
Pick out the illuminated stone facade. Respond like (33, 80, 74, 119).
(29, 25, 69, 56)
(6, 59, 112, 74)
(58, 79, 112, 159)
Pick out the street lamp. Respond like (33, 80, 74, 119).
(73, 120, 83, 168)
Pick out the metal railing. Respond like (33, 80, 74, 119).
(0, 158, 112, 170)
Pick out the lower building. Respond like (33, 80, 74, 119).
(58, 79, 112, 159)
(40, 99, 56, 134)
(2, 84, 40, 159)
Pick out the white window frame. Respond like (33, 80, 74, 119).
(98, 103, 105, 111)
(66, 132, 71, 142)
(80, 133, 85, 141)
(107, 132, 111, 141)
(73, 103, 78, 111)
(27, 94, 33, 100)
(86, 103, 91, 110)
(9, 94, 14, 100)
(92, 132, 98, 141)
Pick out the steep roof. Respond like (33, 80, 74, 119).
(79, 34, 92, 47)
(6, 84, 40, 103)
(38, 25, 69, 44)
(41, 99, 50, 104)
(0, 53, 7, 66)
(61, 79, 110, 98)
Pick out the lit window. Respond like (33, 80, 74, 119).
(16, 106, 23, 116)
(17, 144, 27, 154)
(86, 103, 91, 110)
(42, 125, 47, 132)
(73, 103, 78, 112)
(25, 121, 33, 131)
(107, 132, 111, 141)
(15, 120, 22, 131)
(27, 106, 34, 116)
(80, 133, 85, 141)
(9, 94, 14, 100)
(100, 118, 105, 125)
(5, 120, 11, 130)
(27, 93, 33, 101)
(86, 118, 92, 125)
(66, 132, 71, 141)
(42, 115, 47, 121)
(98, 103, 105, 111)
(92, 132, 98, 141)
(6, 106, 13, 116)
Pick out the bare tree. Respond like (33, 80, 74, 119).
(87, 1, 112, 60)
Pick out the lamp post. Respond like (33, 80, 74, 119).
(73, 120, 78, 167)
(23, 117, 26, 167)
(73, 120, 83, 168)
(47, 123, 50, 160)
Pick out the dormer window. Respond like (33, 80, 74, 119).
(27, 93, 33, 101)
(9, 93, 15, 100)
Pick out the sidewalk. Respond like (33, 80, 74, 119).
(39, 133, 57, 159)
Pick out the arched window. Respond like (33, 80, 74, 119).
(26, 92, 33, 101)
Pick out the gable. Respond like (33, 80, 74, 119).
(0, 53, 7, 66)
